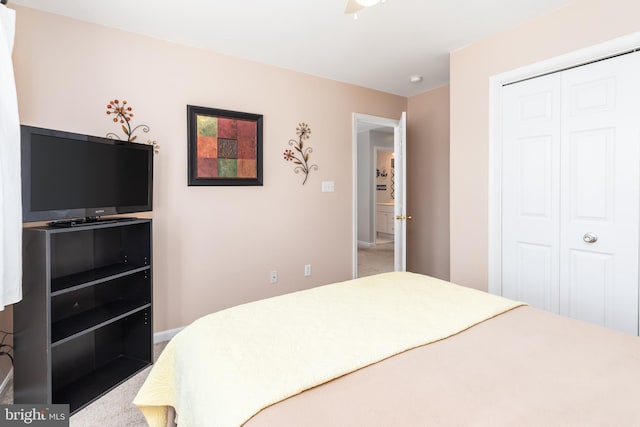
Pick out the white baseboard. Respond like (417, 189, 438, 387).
(358, 240, 375, 248)
(154, 327, 184, 343)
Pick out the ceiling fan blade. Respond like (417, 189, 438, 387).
(345, 0, 364, 14)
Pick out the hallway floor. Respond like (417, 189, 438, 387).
(357, 242, 393, 278)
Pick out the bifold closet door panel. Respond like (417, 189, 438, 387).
(558, 52, 640, 335)
(501, 73, 562, 314)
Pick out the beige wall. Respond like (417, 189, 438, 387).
(450, 0, 640, 291)
(406, 85, 450, 280)
(11, 6, 407, 333)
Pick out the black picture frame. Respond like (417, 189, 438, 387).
(187, 105, 263, 186)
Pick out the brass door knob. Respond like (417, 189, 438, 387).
(395, 215, 413, 220)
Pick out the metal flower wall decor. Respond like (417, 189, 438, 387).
(105, 99, 159, 153)
(283, 122, 318, 185)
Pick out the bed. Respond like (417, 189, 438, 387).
(134, 272, 640, 426)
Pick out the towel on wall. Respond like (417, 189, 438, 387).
(0, 4, 22, 311)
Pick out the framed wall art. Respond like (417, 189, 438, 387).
(187, 105, 263, 186)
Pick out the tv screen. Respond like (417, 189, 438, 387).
(21, 125, 153, 223)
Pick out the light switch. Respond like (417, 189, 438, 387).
(322, 181, 335, 193)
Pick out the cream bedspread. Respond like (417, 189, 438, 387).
(134, 272, 524, 427)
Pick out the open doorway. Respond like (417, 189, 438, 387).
(353, 113, 406, 278)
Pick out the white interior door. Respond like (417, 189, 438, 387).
(394, 112, 407, 271)
(501, 52, 640, 335)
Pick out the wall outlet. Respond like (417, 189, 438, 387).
(270, 270, 278, 284)
(304, 264, 312, 277)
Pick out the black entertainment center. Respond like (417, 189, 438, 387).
(14, 125, 154, 414)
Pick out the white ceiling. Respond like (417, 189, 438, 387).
(10, 0, 575, 97)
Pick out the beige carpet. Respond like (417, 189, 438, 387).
(0, 341, 168, 427)
(358, 242, 394, 278)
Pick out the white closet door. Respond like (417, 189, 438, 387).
(502, 52, 640, 334)
(559, 53, 640, 335)
(502, 74, 562, 313)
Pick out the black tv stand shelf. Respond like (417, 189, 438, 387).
(51, 299, 151, 345)
(14, 219, 153, 414)
(54, 355, 149, 413)
(51, 263, 150, 294)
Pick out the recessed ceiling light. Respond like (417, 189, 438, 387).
(409, 75, 423, 83)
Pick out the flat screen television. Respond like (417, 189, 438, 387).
(21, 125, 153, 225)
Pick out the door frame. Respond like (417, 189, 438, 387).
(488, 32, 640, 296)
(352, 112, 402, 279)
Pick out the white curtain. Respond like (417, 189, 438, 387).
(0, 4, 22, 311)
